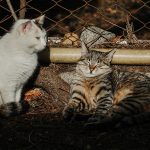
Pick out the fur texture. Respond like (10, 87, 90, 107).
(0, 15, 47, 117)
(62, 42, 150, 129)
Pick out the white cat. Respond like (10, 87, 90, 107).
(0, 15, 47, 117)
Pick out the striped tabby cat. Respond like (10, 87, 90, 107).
(62, 42, 150, 128)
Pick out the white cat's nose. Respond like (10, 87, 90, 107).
(41, 38, 47, 48)
(43, 43, 46, 48)
(42, 41, 47, 48)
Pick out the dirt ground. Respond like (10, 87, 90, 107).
(0, 62, 150, 150)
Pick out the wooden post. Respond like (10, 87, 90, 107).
(19, 0, 26, 19)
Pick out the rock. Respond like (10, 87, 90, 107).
(80, 26, 116, 47)
(62, 33, 80, 46)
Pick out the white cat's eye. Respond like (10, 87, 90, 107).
(36, 37, 40, 40)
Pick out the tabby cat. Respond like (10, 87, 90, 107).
(0, 15, 47, 117)
(62, 42, 150, 128)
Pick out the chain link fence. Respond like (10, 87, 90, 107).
(0, 0, 149, 46)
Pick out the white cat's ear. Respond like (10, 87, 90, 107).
(20, 21, 32, 34)
(34, 15, 45, 26)
(81, 41, 89, 58)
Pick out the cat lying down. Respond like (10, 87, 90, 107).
(61, 42, 150, 129)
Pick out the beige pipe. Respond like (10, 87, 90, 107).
(39, 47, 150, 65)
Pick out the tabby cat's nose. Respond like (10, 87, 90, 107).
(89, 65, 96, 73)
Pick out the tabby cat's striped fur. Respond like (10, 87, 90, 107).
(62, 42, 150, 128)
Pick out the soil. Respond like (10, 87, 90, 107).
(0, 63, 150, 150)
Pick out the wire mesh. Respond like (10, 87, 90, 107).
(0, 0, 149, 45)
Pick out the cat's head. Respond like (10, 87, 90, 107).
(11, 15, 47, 52)
(77, 42, 116, 77)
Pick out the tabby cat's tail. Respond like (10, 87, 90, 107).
(0, 101, 29, 118)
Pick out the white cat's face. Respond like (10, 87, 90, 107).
(11, 15, 47, 52)
(21, 21, 47, 52)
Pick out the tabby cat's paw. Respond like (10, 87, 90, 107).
(87, 115, 105, 123)
(84, 116, 113, 131)
(84, 115, 104, 129)
(85, 120, 106, 130)
(62, 107, 75, 122)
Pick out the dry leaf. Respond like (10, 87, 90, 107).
(24, 88, 43, 102)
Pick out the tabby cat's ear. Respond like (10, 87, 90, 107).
(105, 49, 116, 63)
(33, 15, 45, 26)
(81, 41, 89, 58)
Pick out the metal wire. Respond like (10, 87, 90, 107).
(0, 0, 149, 42)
